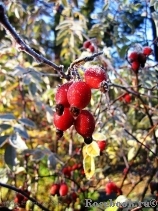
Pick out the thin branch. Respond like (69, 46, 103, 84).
(124, 128, 157, 157)
(0, 182, 50, 211)
(0, 3, 69, 80)
(140, 167, 157, 201)
(69, 51, 103, 69)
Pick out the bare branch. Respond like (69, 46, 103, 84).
(0, 3, 69, 80)
(0, 182, 50, 211)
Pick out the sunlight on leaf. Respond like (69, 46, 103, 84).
(83, 154, 95, 180)
(82, 145, 87, 158)
(92, 132, 106, 141)
(9, 133, 28, 150)
(86, 141, 100, 157)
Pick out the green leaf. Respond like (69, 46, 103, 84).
(9, 133, 28, 150)
(0, 124, 11, 131)
(118, 45, 129, 58)
(0, 113, 16, 121)
(0, 135, 9, 147)
(18, 118, 36, 128)
(4, 144, 16, 169)
(128, 147, 136, 161)
(14, 124, 29, 140)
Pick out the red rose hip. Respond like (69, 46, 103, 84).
(55, 82, 72, 115)
(143, 46, 153, 56)
(74, 110, 95, 144)
(50, 184, 60, 196)
(83, 40, 91, 49)
(97, 140, 107, 152)
(84, 66, 107, 89)
(53, 108, 74, 131)
(88, 44, 95, 53)
(59, 183, 68, 196)
(131, 61, 140, 73)
(67, 81, 91, 111)
(128, 51, 138, 62)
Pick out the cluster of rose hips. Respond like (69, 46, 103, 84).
(62, 163, 83, 177)
(50, 182, 69, 197)
(53, 65, 107, 144)
(105, 181, 122, 195)
(128, 46, 153, 73)
(83, 40, 95, 53)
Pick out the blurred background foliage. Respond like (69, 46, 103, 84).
(0, 0, 157, 210)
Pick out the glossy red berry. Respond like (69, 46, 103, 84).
(62, 166, 72, 177)
(59, 183, 68, 196)
(70, 192, 78, 201)
(105, 182, 119, 195)
(131, 61, 140, 73)
(67, 81, 91, 110)
(74, 110, 95, 143)
(97, 140, 107, 152)
(55, 82, 72, 115)
(143, 46, 153, 56)
(120, 93, 131, 104)
(128, 51, 138, 62)
(83, 40, 91, 49)
(84, 66, 107, 89)
(50, 184, 60, 196)
(53, 108, 74, 131)
(88, 44, 95, 53)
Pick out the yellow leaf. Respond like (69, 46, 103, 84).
(86, 141, 100, 157)
(83, 154, 95, 180)
(82, 145, 87, 158)
(92, 132, 106, 141)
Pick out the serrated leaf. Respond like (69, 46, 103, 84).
(14, 124, 29, 140)
(29, 83, 37, 96)
(0, 113, 16, 121)
(86, 141, 100, 157)
(9, 133, 28, 150)
(4, 144, 16, 169)
(0, 135, 9, 147)
(92, 132, 106, 141)
(10, 66, 27, 76)
(32, 149, 45, 161)
(47, 153, 57, 169)
(127, 147, 136, 161)
(83, 154, 95, 180)
(18, 118, 36, 128)
(0, 124, 11, 131)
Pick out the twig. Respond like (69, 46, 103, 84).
(140, 167, 157, 201)
(69, 51, 103, 69)
(124, 128, 157, 157)
(0, 3, 68, 80)
(0, 182, 50, 211)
